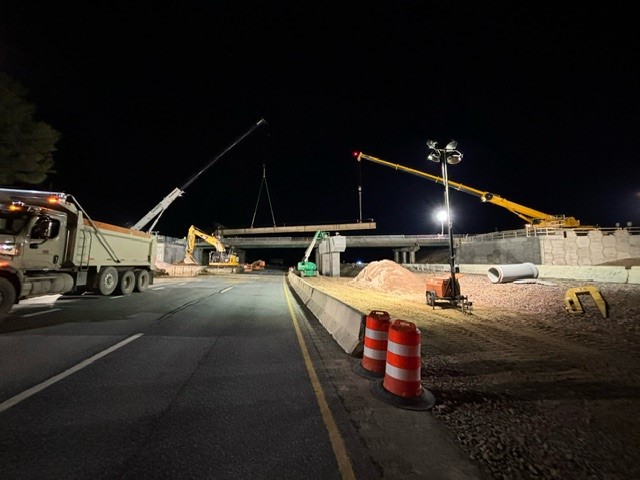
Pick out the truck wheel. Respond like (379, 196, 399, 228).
(0, 277, 17, 321)
(134, 270, 150, 292)
(96, 267, 118, 296)
(116, 270, 135, 296)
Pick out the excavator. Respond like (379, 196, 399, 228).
(184, 225, 241, 271)
(355, 152, 582, 229)
(243, 259, 266, 272)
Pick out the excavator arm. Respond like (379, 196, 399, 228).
(185, 225, 240, 267)
(189, 225, 226, 252)
(355, 152, 580, 228)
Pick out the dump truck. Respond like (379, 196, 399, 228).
(0, 188, 157, 321)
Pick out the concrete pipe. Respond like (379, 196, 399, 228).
(487, 262, 539, 284)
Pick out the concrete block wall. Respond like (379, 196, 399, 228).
(156, 239, 186, 265)
(540, 229, 640, 266)
(457, 236, 541, 265)
(457, 229, 639, 267)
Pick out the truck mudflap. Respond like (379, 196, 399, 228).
(0, 276, 17, 320)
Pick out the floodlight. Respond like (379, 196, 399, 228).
(446, 151, 463, 164)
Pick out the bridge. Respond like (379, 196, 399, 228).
(159, 221, 455, 266)
(217, 221, 453, 264)
(221, 234, 451, 249)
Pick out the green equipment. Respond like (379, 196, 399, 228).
(297, 230, 328, 277)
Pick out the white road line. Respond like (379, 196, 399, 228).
(220, 287, 233, 294)
(0, 333, 144, 414)
(22, 309, 61, 318)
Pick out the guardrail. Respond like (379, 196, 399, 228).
(460, 226, 640, 243)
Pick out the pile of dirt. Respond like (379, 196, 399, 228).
(347, 259, 425, 294)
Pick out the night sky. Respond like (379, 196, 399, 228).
(1, 2, 638, 240)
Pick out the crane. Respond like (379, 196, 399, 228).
(355, 152, 581, 229)
(132, 118, 267, 232)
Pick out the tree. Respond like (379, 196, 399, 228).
(0, 72, 60, 185)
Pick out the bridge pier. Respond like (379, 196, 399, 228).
(318, 234, 347, 277)
(393, 246, 420, 265)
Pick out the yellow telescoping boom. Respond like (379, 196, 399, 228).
(355, 152, 581, 229)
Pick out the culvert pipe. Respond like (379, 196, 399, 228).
(487, 262, 539, 284)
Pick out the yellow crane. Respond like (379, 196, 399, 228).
(184, 225, 241, 271)
(355, 152, 581, 229)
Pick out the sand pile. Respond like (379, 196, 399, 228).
(347, 259, 424, 294)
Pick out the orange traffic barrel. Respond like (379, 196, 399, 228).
(371, 319, 435, 410)
(353, 310, 390, 379)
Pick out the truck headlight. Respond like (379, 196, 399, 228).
(0, 242, 19, 256)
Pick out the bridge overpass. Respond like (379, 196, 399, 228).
(160, 221, 457, 265)
(220, 234, 453, 264)
(221, 233, 451, 249)
(215, 221, 453, 263)
(160, 221, 455, 266)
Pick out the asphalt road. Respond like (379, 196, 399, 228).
(0, 272, 381, 479)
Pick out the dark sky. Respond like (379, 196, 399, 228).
(1, 1, 638, 239)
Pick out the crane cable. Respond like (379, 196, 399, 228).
(357, 158, 363, 222)
(251, 163, 277, 228)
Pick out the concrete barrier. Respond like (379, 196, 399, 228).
(288, 272, 364, 356)
(407, 263, 636, 284)
(536, 265, 629, 283)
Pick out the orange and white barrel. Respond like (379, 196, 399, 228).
(360, 310, 391, 376)
(382, 319, 423, 398)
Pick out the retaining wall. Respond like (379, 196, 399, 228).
(457, 228, 640, 267)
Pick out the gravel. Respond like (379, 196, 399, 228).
(303, 261, 640, 479)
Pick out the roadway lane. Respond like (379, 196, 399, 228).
(0, 273, 372, 479)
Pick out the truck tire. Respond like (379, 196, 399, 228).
(96, 267, 118, 296)
(134, 270, 150, 292)
(0, 277, 17, 321)
(116, 270, 135, 296)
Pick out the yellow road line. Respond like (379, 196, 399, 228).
(283, 279, 356, 480)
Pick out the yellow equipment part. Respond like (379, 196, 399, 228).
(564, 286, 608, 318)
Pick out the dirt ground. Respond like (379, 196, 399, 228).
(303, 260, 640, 480)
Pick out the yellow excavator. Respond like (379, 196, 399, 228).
(184, 225, 241, 271)
(355, 152, 581, 229)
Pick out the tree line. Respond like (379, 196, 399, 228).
(0, 72, 60, 186)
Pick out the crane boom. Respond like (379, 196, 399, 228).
(132, 118, 267, 232)
(355, 152, 581, 228)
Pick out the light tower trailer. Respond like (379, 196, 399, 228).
(0, 188, 157, 321)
